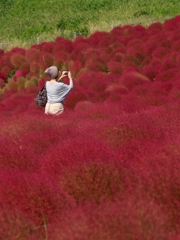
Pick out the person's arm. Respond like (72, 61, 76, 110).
(68, 71, 73, 89)
(58, 71, 67, 82)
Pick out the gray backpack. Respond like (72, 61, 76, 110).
(34, 82, 47, 107)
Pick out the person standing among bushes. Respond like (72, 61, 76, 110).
(44, 66, 73, 115)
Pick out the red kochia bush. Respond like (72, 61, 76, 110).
(1, 51, 13, 69)
(0, 66, 12, 76)
(142, 65, 158, 81)
(41, 41, 56, 53)
(10, 53, 30, 71)
(107, 60, 123, 74)
(159, 52, 179, 71)
(146, 22, 163, 35)
(0, 72, 8, 82)
(55, 37, 74, 53)
(49, 194, 168, 240)
(76, 71, 95, 87)
(97, 35, 114, 48)
(152, 46, 170, 59)
(60, 160, 123, 204)
(110, 26, 123, 37)
(105, 84, 129, 103)
(120, 71, 150, 90)
(65, 89, 87, 109)
(0, 48, 4, 56)
(86, 31, 110, 47)
(0, 91, 33, 113)
(111, 50, 125, 62)
(26, 47, 40, 62)
(39, 51, 54, 70)
(67, 59, 84, 78)
(41, 136, 119, 178)
(134, 24, 147, 33)
(128, 138, 180, 232)
(53, 50, 69, 69)
(0, 169, 76, 226)
(155, 68, 179, 82)
(84, 52, 109, 72)
(37, 77, 48, 89)
(126, 39, 146, 58)
(41, 136, 122, 203)
(0, 79, 5, 88)
(141, 92, 168, 107)
(0, 133, 39, 171)
(70, 41, 89, 62)
(0, 207, 44, 240)
(172, 39, 180, 51)
(30, 61, 41, 75)
(11, 47, 26, 55)
(3, 79, 18, 92)
(144, 31, 170, 55)
(163, 18, 180, 31)
(75, 72, 110, 102)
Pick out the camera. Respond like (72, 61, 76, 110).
(64, 71, 68, 76)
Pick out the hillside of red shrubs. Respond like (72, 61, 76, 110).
(1, 16, 180, 239)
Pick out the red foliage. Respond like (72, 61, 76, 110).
(107, 61, 123, 74)
(142, 65, 157, 81)
(54, 37, 74, 53)
(35, 80, 46, 91)
(0, 48, 4, 56)
(67, 59, 84, 78)
(26, 47, 40, 62)
(0, 79, 5, 88)
(172, 39, 180, 51)
(126, 42, 146, 67)
(1, 17, 180, 239)
(39, 51, 54, 70)
(75, 71, 110, 102)
(49, 193, 168, 240)
(86, 31, 110, 47)
(85, 59, 106, 72)
(121, 54, 142, 70)
(111, 51, 124, 62)
(0, 72, 8, 82)
(30, 43, 43, 51)
(96, 35, 113, 48)
(163, 18, 180, 31)
(105, 83, 129, 103)
(0, 207, 44, 239)
(3, 79, 18, 92)
(155, 68, 179, 82)
(120, 71, 150, 90)
(10, 53, 30, 71)
(53, 50, 69, 69)
(40, 135, 120, 202)
(0, 170, 75, 226)
(160, 58, 179, 72)
(65, 89, 87, 109)
(0, 132, 39, 171)
(110, 26, 123, 37)
(122, 25, 135, 36)
(30, 62, 41, 75)
(134, 24, 146, 33)
(142, 57, 161, 80)
(146, 22, 163, 35)
(152, 46, 170, 59)
(84, 50, 110, 72)
(15, 69, 28, 78)
(11, 47, 26, 56)
(41, 41, 56, 53)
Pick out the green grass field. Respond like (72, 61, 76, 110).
(0, 0, 180, 49)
